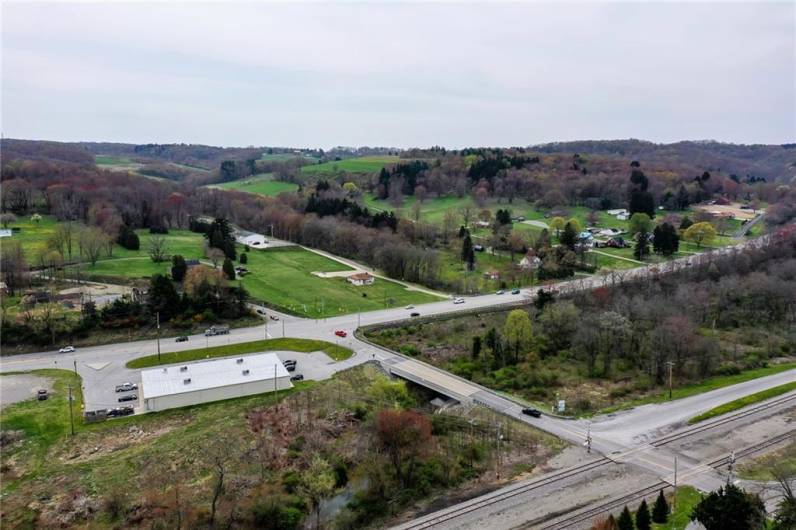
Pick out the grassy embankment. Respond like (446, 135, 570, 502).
(687, 381, 796, 424)
(126, 337, 354, 368)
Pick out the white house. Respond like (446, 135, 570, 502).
(606, 209, 628, 216)
(347, 272, 375, 286)
(236, 232, 268, 249)
(141, 353, 292, 412)
(616, 212, 630, 221)
(520, 251, 541, 270)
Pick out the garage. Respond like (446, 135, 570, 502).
(141, 353, 292, 412)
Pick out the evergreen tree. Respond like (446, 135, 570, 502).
(222, 258, 236, 280)
(560, 222, 578, 250)
(117, 225, 140, 250)
(691, 484, 765, 530)
(617, 506, 635, 530)
(239, 253, 248, 264)
(635, 499, 651, 530)
(680, 216, 693, 230)
(676, 185, 690, 210)
(634, 229, 650, 261)
(652, 490, 669, 524)
(462, 232, 475, 271)
(204, 217, 237, 260)
(471, 336, 481, 360)
(171, 254, 187, 282)
(653, 223, 679, 256)
(148, 274, 180, 320)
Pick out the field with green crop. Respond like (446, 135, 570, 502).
(301, 155, 399, 175)
(211, 173, 299, 196)
(239, 247, 442, 316)
(95, 155, 135, 166)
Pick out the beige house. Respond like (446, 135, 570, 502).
(347, 272, 375, 286)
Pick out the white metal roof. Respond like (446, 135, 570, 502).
(141, 352, 291, 399)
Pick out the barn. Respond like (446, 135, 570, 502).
(141, 353, 292, 412)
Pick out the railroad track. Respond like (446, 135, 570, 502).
(395, 458, 612, 530)
(708, 428, 795, 468)
(530, 482, 668, 530)
(650, 391, 796, 447)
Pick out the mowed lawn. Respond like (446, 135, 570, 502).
(0, 215, 60, 257)
(211, 174, 299, 197)
(240, 247, 442, 317)
(301, 155, 399, 175)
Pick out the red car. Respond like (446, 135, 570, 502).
(335, 330, 347, 338)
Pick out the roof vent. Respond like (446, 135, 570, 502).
(242, 369, 250, 375)
(183, 378, 191, 384)
(237, 358, 244, 364)
(180, 366, 188, 372)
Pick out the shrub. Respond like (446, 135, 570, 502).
(251, 499, 303, 530)
(281, 470, 300, 494)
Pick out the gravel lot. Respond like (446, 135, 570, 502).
(0, 374, 53, 408)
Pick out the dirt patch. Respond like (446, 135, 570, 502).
(0, 374, 53, 408)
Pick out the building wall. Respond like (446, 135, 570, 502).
(144, 376, 292, 412)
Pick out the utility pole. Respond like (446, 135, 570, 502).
(666, 361, 675, 399)
(67, 385, 75, 436)
(264, 314, 268, 340)
(156, 312, 161, 363)
(73, 359, 78, 375)
(282, 318, 285, 337)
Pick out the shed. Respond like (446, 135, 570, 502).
(141, 353, 292, 412)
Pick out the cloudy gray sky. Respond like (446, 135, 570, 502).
(2, 1, 794, 148)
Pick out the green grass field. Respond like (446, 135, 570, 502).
(240, 247, 442, 316)
(652, 487, 702, 530)
(260, 153, 320, 162)
(688, 381, 796, 424)
(126, 337, 353, 368)
(301, 155, 399, 175)
(0, 215, 59, 257)
(211, 174, 299, 197)
(598, 362, 796, 415)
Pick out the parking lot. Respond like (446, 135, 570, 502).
(78, 348, 344, 415)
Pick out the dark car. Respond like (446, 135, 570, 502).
(511, 288, 521, 295)
(410, 312, 420, 317)
(37, 389, 48, 401)
(283, 359, 296, 366)
(290, 374, 304, 382)
(175, 336, 189, 342)
(118, 394, 138, 403)
(522, 408, 542, 418)
(285, 364, 296, 372)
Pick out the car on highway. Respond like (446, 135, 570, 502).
(270, 314, 279, 321)
(410, 312, 420, 317)
(115, 382, 138, 392)
(290, 374, 304, 382)
(37, 389, 48, 401)
(59, 346, 75, 353)
(495, 290, 504, 295)
(335, 330, 347, 338)
(511, 288, 521, 295)
(118, 394, 138, 403)
(175, 336, 189, 342)
(282, 359, 296, 366)
(405, 305, 414, 309)
(453, 297, 465, 304)
(521, 408, 542, 418)
(256, 308, 266, 315)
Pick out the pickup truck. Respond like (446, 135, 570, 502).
(204, 325, 230, 337)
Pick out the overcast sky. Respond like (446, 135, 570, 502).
(2, 1, 794, 148)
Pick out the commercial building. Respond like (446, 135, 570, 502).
(141, 353, 292, 412)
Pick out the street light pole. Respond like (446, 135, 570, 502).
(666, 361, 675, 399)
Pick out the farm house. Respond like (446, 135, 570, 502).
(141, 353, 292, 412)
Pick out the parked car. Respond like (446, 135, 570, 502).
(37, 389, 48, 401)
(453, 298, 465, 304)
(115, 382, 138, 392)
(108, 406, 135, 417)
(59, 346, 75, 353)
(410, 312, 420, 317)
(118, 394, 138, 403)
(511, 288, 521, 295)
(495, 290, 505, 295)
(335, 330, 347, 338)
(290, 374, 304, 382)
(175, 336, 189, 342)
(522, 408, 542, 418)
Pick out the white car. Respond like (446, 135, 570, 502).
(453, 298, 465, 304)
(59, 346, 75, 353)
(405, 305, 415, 310)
